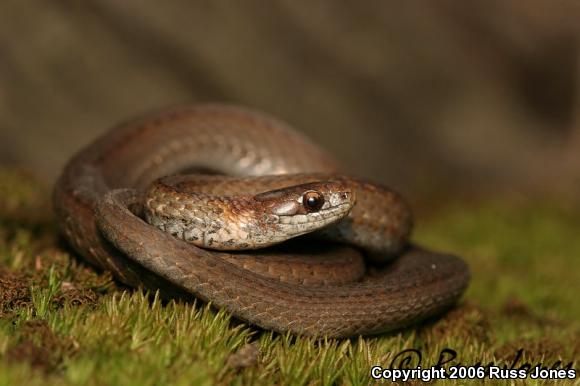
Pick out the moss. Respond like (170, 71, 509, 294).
(4, 319, 79, 373)
(0, 167, 578, 385)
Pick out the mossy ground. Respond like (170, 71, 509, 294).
(0, 168, 578, 385)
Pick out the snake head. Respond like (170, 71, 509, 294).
(252, 181, 355, 241)
(144, 176, 356, 250)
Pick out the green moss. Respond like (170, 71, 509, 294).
(0, 168, 578, 385)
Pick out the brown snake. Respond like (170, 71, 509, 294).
(53, 104, 470, 338)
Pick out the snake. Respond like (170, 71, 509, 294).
(52, 104, 470, 338)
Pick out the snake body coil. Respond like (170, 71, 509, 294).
(53, 104, 469, 337)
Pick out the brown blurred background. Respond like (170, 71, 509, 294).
(1, 0, 579, 203)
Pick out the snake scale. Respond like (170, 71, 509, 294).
(53, 104, 470, 338)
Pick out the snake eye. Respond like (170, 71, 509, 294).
(302, 191, 324, 212)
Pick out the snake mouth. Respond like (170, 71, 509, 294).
(276, 201, 353, 237)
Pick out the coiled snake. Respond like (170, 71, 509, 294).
(53, 104, 469, 338)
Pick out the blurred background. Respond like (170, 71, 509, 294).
(1, 0, 579, 206)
